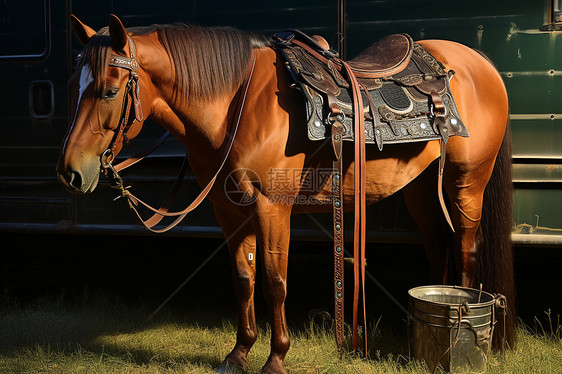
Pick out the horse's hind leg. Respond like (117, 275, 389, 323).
(443, 167, 489, 288)
(403, 163, 453, 284)
(215, 208, 258, 374)
(404, 153, 493, 288)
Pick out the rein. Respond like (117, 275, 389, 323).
(100, 36, 257, 233)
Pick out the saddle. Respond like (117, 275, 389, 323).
(274, 30, 468, 149)
(273, 30, 469, 354)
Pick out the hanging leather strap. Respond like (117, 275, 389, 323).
(429, 89, 454, 232)
(330, 98, 345, 350)
(359, 81, 384, 151)
(341, 60, 368, 355)
(327, 58, 369, 355)
(113, 131, 171, 173)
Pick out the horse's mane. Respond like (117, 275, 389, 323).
(80, 24, 269, 102)
(81, 27, 112, 97)
(147, 24, 269, 101)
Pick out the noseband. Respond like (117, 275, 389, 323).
(100, 35, 144, 187)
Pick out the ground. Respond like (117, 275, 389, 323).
(1, 233, 561, 373)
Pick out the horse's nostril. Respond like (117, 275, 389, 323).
(68, 169, 83, 189)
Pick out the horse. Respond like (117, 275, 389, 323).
(57, 14, 516, 374)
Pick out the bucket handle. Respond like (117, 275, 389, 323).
(493, 294, 508, 352)
(428, 303, 472, 374)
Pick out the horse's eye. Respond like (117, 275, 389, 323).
(104, 88, 119, 99)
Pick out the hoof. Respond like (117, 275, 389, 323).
(217, 359, 247, 374)
(260, 364, 287, 374)
(260, 368, 286, 374)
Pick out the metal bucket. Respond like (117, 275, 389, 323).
(408, 285, 501, 373)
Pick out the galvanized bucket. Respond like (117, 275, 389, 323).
(408, 285, 502, 373)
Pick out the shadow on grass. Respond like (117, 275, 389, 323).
(0, 294, 231, 367)
(3, 293, 560, 374)
(0, 293, 414, 371)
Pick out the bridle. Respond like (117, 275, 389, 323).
(100, 35, 146, 188)
(94, 34, 257, 232)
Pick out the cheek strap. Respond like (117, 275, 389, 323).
(101, 35, 144, 173)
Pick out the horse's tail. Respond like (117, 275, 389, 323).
(477, 118, 517, 350)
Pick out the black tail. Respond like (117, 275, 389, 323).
(477, 119, 517, 350)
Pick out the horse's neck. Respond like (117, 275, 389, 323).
(152, 90, 235, 151)
(137, 35, 238, 152)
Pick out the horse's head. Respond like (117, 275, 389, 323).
(57, 14, 146, 193)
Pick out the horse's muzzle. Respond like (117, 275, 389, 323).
(56, 162, 100, 194)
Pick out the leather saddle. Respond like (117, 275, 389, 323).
(347, 33, 414, 77)
(273, 29, 469, 354)
(273, 29, 468, 150)
(283, 29, 413, 78)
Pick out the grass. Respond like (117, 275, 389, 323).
(0, 296, 560, 374)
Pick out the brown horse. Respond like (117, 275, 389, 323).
(57, 14, 515, 373)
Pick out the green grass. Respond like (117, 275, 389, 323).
(0, 297, 560, 374)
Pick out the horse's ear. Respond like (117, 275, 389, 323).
(109, 14, 127, 51)
(71, 15, 97, 45)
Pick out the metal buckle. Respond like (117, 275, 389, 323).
(107, 163, 124, 190)
(100, 149, 114, 169)
(100, 149, 124, 190)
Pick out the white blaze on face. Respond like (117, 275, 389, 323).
(78, 64, 94, 102)
(63, 64, 94, 150)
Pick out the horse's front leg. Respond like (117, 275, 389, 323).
(215, 207, 258, 374)
(253, 202, 292, 374)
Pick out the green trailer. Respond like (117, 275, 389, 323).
(1, 0, 561, 245)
